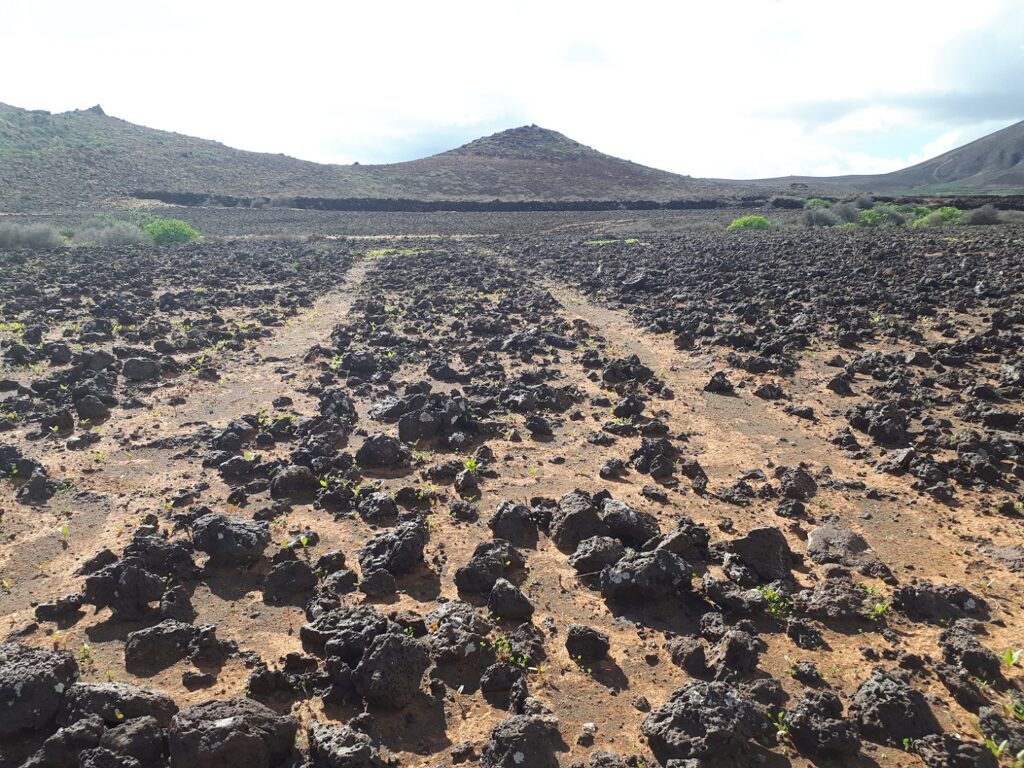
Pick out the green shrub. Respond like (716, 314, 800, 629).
(143, 218, 200, 245)
(0, 223, 63, 249)
(936, 206, 963, 224)
(912, 211, 946, 228)
(727, 215, 773, 231)
(805, 198, 832, 208)
(858, 209, 886, 227)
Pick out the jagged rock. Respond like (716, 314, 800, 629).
(168, 697, 297, 768)
(353, 632, 430, 708)
(641, 681, 763, 761)
(549, 490, 607, 552)
(481, 714, 561, 768)
(0, 642, 79, 736)
(59, 682, 178, 726)
(600, 549, 690, 600)
(565, 624, 609, 662)
(192, 513, 270, 566)
(787, 691, 861, 758)
(849, 667, 940, 746)
(357, 519, 428, 576)
(488, 578, 534, 620)
(124, 620, 195, 673)
(308, 720, 391, 767)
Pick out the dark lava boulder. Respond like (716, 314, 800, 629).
(846, 401, 909, 445)
(355, 433, 410, 470)
(307, 720, 391, 767)
(641, 681, 763, 762)
(915, 733, 998, 768)
(99, 714, 165, 764)
(723, 526, 796, 584)
(353, 632, 430, 708)
(263, 558, 318, 603)
(568, 536, 625, 575)
(21, 714, 105, 768)
(0, 642, 79, 736)
(794, 575, 869, 620)
(806, 517, 892, 580)
(565, 624, 609, 662)
(454, 539, 525, 594)
(269, 464, 321, 501)
(481, 714, 562, 768)
(787, 691, 860, 758)
(59, 682, 178, 727)
(600, 549, 690, 600)
(122, 357, 161, 382)
(124, 620, 195, 673)
(778, 466, 817, 500)
(549, 490, 608, 552)
(425, 600, 492, 663)
(704, 371, 734, 394)
(168, 697, 297, 768)
(300, 605, 390, 661)
(600, 498, 659, 547)
(938, 622, 1000, 680)
(488, 501, 538, 547)
(978, 705, 1024, 755)
(893, 580, 988, 624)
(192, 513, 270, 566)
(357, 518, 427, 576)
(487, 577, 534, 621)
(849, 667, 940, 746)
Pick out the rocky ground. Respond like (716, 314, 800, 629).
(1, 220, 1022, 768)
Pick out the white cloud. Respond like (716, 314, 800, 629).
(0, 0, 1021, 178)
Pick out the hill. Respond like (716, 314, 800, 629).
(0, 103, 719, 211)
(743, 119, 1024, 195)
(871, 118, 1024, 192)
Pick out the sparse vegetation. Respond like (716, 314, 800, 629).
(727, 215, 773, 231)
(143, 218, 201, 245)
(0, 222, 63, 249)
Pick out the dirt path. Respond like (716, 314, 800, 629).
(0, 257, 372, 621)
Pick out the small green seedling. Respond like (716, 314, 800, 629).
(768, 710, 789, 736)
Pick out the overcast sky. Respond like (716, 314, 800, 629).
(3, 0, 1022, 178)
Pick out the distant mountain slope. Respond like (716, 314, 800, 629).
(873, 119, 1024, 191)
(741, 119, 1024, 195)
(0, 104, 718, 211)
(4, 101, 1023, 212)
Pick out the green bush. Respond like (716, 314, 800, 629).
(912, 211, 945, 228)
(805, 198, 832, 208)
(858, 209, 886, 227)
(143, 218, 200, 245)
(727, 215, 773, 231)
(935, 206, 963, 224)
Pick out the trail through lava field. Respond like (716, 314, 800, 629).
(1, 224, 1023, 768)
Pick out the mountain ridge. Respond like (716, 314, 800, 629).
(2, 101, 1023, 211)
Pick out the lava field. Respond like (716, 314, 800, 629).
(1, 223, 1023, 768)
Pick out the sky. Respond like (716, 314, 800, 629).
(2, 0, 1023, 179)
